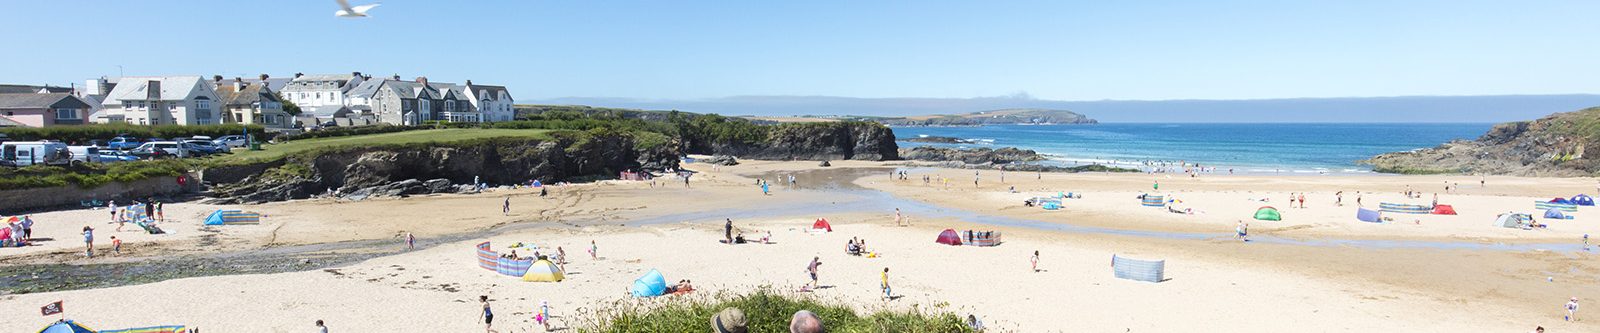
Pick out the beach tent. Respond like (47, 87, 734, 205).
(100, 326, 188, 333)
(1112, 255, 1166, 283)
(38, 320, 96, 333)
(630, 269, 668, 297)
(1042, 202, 1060, 210)
(1141, 195, 1165, 207)
(0, 226, 11, 241)
(521, 259, 564, 282)
(812, 218, 832, 232)
(1574, 195, 1595, 206)
(532, 180, 543, 187)
(1496, 213, 1532, 229)
(1253, 206, 1281, 221)
(1357, 208, 1382, 223)
(936, 229, 962, 246)
(1430, 204, 1457, 215)
(1552, 197, 1574, 204)
(1545, 208, 1570, 219)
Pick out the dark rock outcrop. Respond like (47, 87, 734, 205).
(899, 146, 1044, 165)
(1364, 107, 1600, 176)
(703, 155, 739, 166)
(701, 122, 899, 161)
(205, 133, 679, 204)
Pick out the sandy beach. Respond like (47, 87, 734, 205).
(5, 159, 1600, 332)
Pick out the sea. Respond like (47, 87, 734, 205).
(892, 123, 1493, 175)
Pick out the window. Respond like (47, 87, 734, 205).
(196, 100, 210, 110)
(168, 103, 177, 111)
(123, 101, 132, 109)
(315, 92, 321, 99)
(444, 100, 455, 112)
(137, 101, 146, 109)
(54, 108, 79, 120)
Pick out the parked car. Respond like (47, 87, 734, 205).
(97, 150, 139, 162)
(130, 141, 190, 159)
(183, 140, 230, 154)
(2, 141, 73, 166)
(213, 135, 248, 148)
(67, 146, 101, 166)
(107, 136, 144, 150)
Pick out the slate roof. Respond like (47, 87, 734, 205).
(0, 93, 89, 109)
(102, 76, 206, 102)
(0, 84, 74, 94)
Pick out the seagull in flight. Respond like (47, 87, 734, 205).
(335, 0, 380, 18)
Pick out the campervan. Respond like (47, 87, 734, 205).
(1, 141, 72, 167)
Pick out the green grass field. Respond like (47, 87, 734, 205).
(224, 129, 552, 163)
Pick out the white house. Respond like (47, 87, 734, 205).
(462, 80, 515, 122)
(96, 76, 221, 125)
(280, 72, 366, 108)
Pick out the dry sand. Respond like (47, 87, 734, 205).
(4, 159, 1599, 332)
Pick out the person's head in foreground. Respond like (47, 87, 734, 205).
(710, 307, 747, 333)
(790, 310, 823, 333)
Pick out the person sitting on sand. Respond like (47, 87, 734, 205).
(762, 231, 773, 244)
(847, 240, 861, 255)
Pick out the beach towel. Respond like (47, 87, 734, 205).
(100, 325, 188, 333)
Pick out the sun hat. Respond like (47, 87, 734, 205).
(711, 307, 747, 333)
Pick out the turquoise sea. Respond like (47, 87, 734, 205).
(893, 123, 1493, 174)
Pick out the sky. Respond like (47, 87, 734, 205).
(3, 0, 1599, 102)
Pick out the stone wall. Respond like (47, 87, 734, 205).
(0, 174, 198, 213)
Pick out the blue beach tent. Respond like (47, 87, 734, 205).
(1545, 208, 1571, 219)
(1573, 194, 1595, 206)
(1356, 208, 1382, 223)
(39, 320, 96, 333)
(630, 269, 667, 297)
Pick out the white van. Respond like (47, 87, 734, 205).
(67, 146, 101, 165)
(130, 141, 190, 159)
(1, 141, 72, 167)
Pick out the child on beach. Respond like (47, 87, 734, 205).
(589, 240, 598, 259)
(1235, 221, 1248, 242)
(1567, 297, 1580, 321)
(111, 236, 121, 255)
(480, 295, 495, 332)
(406, 232, 416, 250)
(83, 226, 94, 257)
(894, 208, 903, 227)
(155, 202, 164, 222)
(1031, 251, 1040, 272)
(881, 268, 892, 300)
(535, 300, 552, 331)
(806, 257, 822, 290)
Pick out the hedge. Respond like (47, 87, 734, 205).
(0, 124, 267, 144)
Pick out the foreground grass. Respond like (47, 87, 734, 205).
(224, 128, 552, 164)
(580, 288, 974, 333)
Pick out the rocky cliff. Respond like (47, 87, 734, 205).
(702, 122, 899, 161)
(898, 146, 1043, 165)
(205, 133, 679, 204)
(1364, 107, 1600, 176)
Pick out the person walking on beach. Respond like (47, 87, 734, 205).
(1567, 297, 1580, 321)
(881, 267, 893, 300)
(20, 215, 33, 241)
(480, 295, 496, 332)
(1356, 192, 1364, 207)
(806, 256, 822, 289)
(1299, 193, 1307, 208)
(725, 219, 735, 245)
(589, 240, 598, 259)
(108, 200, 117, 223)
(1336, 191, 1344, 206)
(762, 181, 770, 196)
(1031, 251, 1040, 272)
(1584, 234, 1590, 251)
(83, 226, 94, 257)
(111, 236, 121, 255)
(503, 197, 511, 215)
(406, 232, 416, 250)
(894, 208, 904, 227)
(1153, 180, 1160, 191)
(155, 202, 164, 222)
(1235, 221, 1248, 242)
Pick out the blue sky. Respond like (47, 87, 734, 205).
(2, 0, 1598, 101)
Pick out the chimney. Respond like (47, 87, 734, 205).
(415, 76, 428, 85)
(465, 79, 473, 85)
(213, 75, 223, 82)
(146, 80, 161, 99)
(352, 71, 362, 77)
(259, 74, 270, 81)
(233, 77, 243, 91)
(294, 72, 304, 78)
(391, 74, 400, 80)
